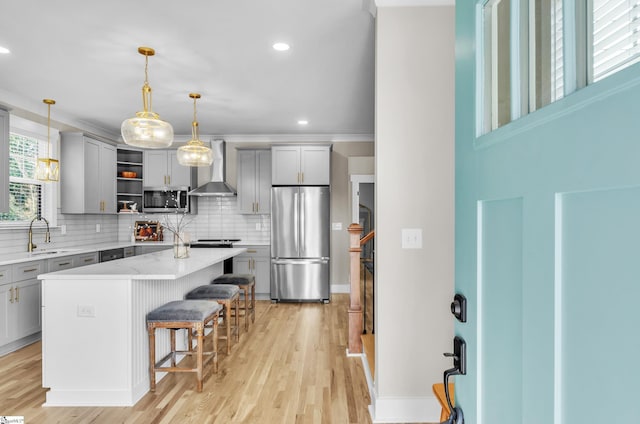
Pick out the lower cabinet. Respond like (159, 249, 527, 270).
(233, 246, 270, 296)
(0, 260, 43, 354)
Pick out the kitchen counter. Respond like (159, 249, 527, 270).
(0, 241, 173, 266)
(39, 247, 245, 407)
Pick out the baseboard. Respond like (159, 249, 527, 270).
(331, 283, 350, 293)
(0, 332, 40, 357)
(369, 393, 442, 423)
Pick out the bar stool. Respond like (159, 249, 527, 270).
(185, 284, 240, 354)
(212, 274, 255, 330)
(147, 300, 222, 392)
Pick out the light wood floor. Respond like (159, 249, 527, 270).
(0, 294, 373, 424)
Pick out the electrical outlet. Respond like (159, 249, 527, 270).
(60, 225, 66, 235)
(77, 305, 95, 317)
(96, 224, 101, 233)
(332, 222, 342, 231)
(255, 223, 261, 230)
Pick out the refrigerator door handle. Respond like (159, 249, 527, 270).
(294, 191, 299, 254)
(272, 258, 330, 265)
(300, 191, 305, 256)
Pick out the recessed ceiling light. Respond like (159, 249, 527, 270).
(297, 120, 308, 125)
(273, 42, 290, 51)
(0, 46, 10, 54)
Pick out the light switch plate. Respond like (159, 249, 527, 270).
(402, 228, 422, 249)
(95, 224, 101, 233)
(332, 222, 343, 231)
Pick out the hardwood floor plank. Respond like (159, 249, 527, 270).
(0, 295, 373, 423)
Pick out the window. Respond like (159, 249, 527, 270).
(479, 0, 640, 135)
(590, 0, 640, 82)
(531, 0, 564, 110)
(482, 0, 512, 132)
(481, 0, 565, 134)
(0, 116, 57, 226)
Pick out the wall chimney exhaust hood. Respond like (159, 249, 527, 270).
(188, 139, 236, 197)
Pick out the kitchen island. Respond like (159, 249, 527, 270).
(38, 247, 246, 407)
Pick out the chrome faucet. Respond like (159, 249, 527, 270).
(28, 216, 51, 252)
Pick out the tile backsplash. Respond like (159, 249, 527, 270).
(0, 213, 119, 257)
(0, 197, 268, 256)
(117, 196, 270, 244)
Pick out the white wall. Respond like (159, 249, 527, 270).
(374, 5, 455, 422)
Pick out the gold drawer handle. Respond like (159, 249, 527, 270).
(247, 249, 257, 253)
(58, 262, 71, 266)
(23, 268, 38, 273)
(84, 258, 94, 262)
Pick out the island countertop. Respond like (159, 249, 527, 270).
(38, 247, 246, 281)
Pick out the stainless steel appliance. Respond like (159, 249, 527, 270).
(143, 187, 190, 213)
(190, 239, 240, 273)
(271, 186, 330, 302)
(99, 248, 124, 262)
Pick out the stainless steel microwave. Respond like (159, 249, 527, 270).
(143, 187, 190, 213)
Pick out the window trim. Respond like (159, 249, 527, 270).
(0, 115, 58, 229)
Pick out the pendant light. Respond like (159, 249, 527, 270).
(121, 46, 173, 148)
(36, 99, 60, 182)
(176, 93, 213, 166)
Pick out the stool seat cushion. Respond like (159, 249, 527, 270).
(147, 300, 222, 322)
(185, 284, 240, 300)
(212, 273, 255, 285)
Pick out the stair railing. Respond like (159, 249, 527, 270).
(347, 224, 375, 354)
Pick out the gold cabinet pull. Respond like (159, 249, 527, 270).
(9, 287, 14, 303)
(84, 258, 94, 263)
(301, 172, 304, 183)
(247, 249, 257, 253)
(15, 286, 19, 302)
(58, 262, 71, 267)
(23, 268, 37, 273)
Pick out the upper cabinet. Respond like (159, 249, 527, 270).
(143, 150, 192, 188)
(60, 133, 116, 214)
(0, 109, 8, 213)
(271, 145, 331, 185)
(237, 149, 271, 214)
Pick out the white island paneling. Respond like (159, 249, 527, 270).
(39, 248, 245, 406)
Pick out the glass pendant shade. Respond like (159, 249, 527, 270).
(36, 158, 60, 181)
(121, 47, 173, 148)
(37, 99, 59, 182)
(177, 93, 213, 166)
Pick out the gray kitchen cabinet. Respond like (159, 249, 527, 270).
(0, 109, 8, 214)
(47, 252, 99, 272)
(60, 133, 117, 214)
(0, 260, 43, 354)
(233, 246, 270, 295)
(271, 145, 331, 185)
(135, 244, 171, 256)
(73, 252, 99, 267)
(143, 150, 192, 187)
(237, 149, 271, 214)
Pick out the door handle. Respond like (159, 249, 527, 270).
(440, 336, 466, 424)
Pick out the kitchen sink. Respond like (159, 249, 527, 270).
(31, 249, 79, 256)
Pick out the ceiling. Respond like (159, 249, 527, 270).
(0, 0, 375, 142)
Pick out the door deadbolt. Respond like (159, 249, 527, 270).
(451, 293, 467, 323)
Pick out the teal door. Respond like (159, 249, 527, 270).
(455, 4, 640, 424)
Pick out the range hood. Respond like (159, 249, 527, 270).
(188, 140, 236, 197)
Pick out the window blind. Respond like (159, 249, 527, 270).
(593, 0, 640, 81)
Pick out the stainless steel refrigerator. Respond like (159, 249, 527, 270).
(271, 186, 330, 302)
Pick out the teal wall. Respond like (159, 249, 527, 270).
(456, 3, 640, 423)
